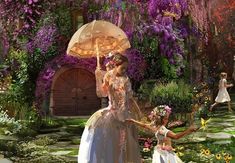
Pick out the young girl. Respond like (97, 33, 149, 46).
(210, 72, 233, 112)
(126, 105, 198, 163)
(78, 53, 142, 163)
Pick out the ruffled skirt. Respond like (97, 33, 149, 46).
(215, 89, 231, 103)
(152, 147, 183, 163)
(78, 108, 141, 163)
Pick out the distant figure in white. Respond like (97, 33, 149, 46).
(210, 72, 233, 112)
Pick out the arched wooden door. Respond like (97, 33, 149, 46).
(51, 68, 100, 116)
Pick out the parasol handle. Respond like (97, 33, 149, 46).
(96, 39, 101, 70)
(97, 53, 101, 70)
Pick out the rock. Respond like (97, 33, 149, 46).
(0, 158, 13, 163)
(36, 133, 60, 139)
(38, 128, 60, 134)
(64, 155, 77, 162)
(206, 132, 232, 139)
(71, 138, 81, 145)
(65, 125, 84, 135)
(0, 135, 17, 141)
(213, 140, 231, 145)
(215, 122, 234, 127)
(223, 127, 235, 132)
(173, 132, 207, 144)
(48, 141, 78, 150)
(36, 131, 74, 141)
(51, 151, 72, 156)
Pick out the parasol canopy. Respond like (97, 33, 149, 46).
(66, 20, 130, 59)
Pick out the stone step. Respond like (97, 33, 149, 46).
(0, 158, 12, 163)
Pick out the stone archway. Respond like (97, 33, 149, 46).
(50, 67, 100, 116)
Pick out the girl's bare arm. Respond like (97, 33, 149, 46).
(224, 80, 233, 88)
(167, 125, 197, 139)
(126, 119, 158, 133)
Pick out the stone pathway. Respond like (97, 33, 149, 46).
(43, 110, 235, 162)
(173, 110, 235, 145)
(1, 94, 234, 162)
(39, 131, 80, 162)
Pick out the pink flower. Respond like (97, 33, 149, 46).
(28, 0, 32, 5)
(164, 105, 172, 114)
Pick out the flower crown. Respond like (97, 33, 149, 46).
(150, 105, 172, 117)
(105, 61, 115, 68)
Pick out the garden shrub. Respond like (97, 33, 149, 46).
(138, 79, 157, 100)
(192, 82, 213, 119)
(32, 136, 57, 146)
(0, 109, 22, 135)
(150, 81, 193, 113)
(39, 117, 63, 129)
(178, 139, 235, 163)
(15, 141, 70, 163)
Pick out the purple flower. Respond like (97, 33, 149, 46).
(28, 0, 32, 5)
(27, 24, 58, 54)
(125, 49, 146, 81)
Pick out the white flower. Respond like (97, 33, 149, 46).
(143, 148, 150, 152)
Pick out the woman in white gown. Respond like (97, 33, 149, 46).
(210, 72, 233, 112)
(126, 105, 198, 163)
(78, 53, 142, 163)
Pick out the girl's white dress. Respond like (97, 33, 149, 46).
(78, 70, 141, 163)
(215, 79, 231, 103)
(152, 126, 183, 163)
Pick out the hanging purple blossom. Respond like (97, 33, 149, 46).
(125, 49, 147, 81)
(26, 24, 58, 54)
(0, 32, 9, 58)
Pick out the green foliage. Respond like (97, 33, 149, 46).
(15, 141, 70, 162)
(16, 126, 37, 138)
(0, 91, 41, 137)
(5, 49, 34, 104)
(32, 136, 57, 146)
(4, 44, 57, 105)
(0, 97, 38, 120)
(192, 82, 213, 118)
(160, 57, 178, 79)
(53, 7, 73, 38)
(39, 117, 63, 129)
(64, 119, 87, 135)
(179, 141, 235, 163)
(133, 37, 161, 79)
(138, 80, 157, 100)
(0, 103, 39, 137)
(0, 139, 69, 162)
(0, 108, 23, 135)
(133, 36, 186, 80)
(63, 118, 87, 127)
(71, 138, 81, 145)
(150, 81, 193, 113)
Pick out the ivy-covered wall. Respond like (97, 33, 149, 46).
(0, 0, 219, 113)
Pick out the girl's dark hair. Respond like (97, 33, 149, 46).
(112, 52, 128, 66)
(220, 72, 227, 78)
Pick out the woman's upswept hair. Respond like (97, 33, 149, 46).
(111, 52, 128, 66)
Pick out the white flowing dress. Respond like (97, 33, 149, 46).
(152, 126, 183, 163)
(78, 70, 141, 163)
(215, 79, 231, 103)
